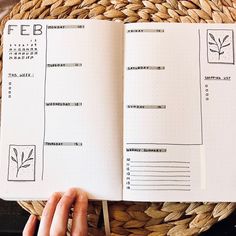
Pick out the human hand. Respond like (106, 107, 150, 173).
(23, 188, 88, 236)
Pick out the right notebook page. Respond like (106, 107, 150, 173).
(123, 23, 236, 202)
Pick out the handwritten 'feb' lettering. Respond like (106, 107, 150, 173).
(7, 24, 42, 36)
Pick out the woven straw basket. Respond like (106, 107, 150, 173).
(1, 0, 236, 235)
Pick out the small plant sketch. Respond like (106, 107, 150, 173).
(207, 29, 234, 64)
(8, 145, 36, 181)
(11, 148, 34, 177)
(208, 33, 230, 60)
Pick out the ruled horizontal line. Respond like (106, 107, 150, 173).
(47, 63, 82, 67)
(130, 179, 191, 182)
(127, 105, 166, 109)
(130, 184, 191, 187)
(126, 143, 202, 145)
(45, 142, 82, 146)
(130, 175, 190, 177)
(129, 188, 191, 191)
(130, 165, 190, 168)
(129, 170, 190, 173)
(130, 161, 190, 164)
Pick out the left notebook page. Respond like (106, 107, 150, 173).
(0, 19, 124, 200)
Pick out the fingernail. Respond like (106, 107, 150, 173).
(80, 192, 87, 200)
(64, 188, 76, 197)
(48, 196, 53, 203)
(30, 215, 37, 222)
(48, 192, 61, 203)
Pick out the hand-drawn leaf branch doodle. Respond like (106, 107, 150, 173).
(209, 33, 231, 60)
(11, 148, 34, 177)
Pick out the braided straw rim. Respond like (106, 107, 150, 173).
(1, 0, 236, 235)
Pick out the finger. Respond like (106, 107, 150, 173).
(50, 188, 77, 236)
(71, 190, 88, 236)
(38, 192, 62, 236)
(23, 215, 38, 236)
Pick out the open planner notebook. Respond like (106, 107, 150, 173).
(0, 19, 236, 201)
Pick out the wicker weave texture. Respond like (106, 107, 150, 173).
(18, 200, 236, 236)
(0, 0, 236, 236)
